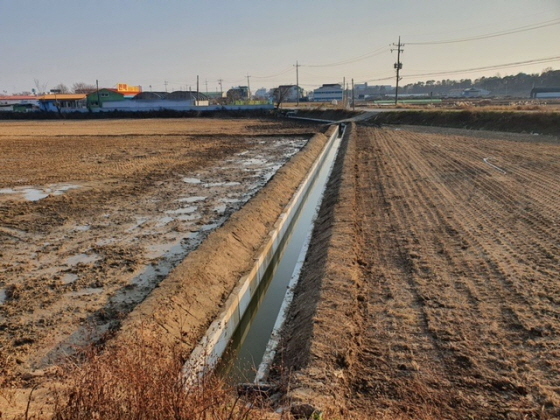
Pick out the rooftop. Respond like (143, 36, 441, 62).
(38, 94, 87, 100)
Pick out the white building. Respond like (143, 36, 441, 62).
(312, 84, 343, 102)
(530, 88, 560, 98)
(254, 88, 270, 100)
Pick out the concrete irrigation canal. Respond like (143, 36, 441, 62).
(184, 123, 345, 385)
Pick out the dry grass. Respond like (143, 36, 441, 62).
(47, 331, 261, 420)
(390, 101, 554, 112)
(450, 100, 549, 111)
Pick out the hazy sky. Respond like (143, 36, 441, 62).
(1, 0, 559, 94)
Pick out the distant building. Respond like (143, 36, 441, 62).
(133, 92, 169, 100)
(530, 87, 560, 99)
(166, 91, 208, 104)
(273, 85, 303, 103)
(254, 88, 270, 100)
(447, 89, 465, 98)
(87, 89, 135, 109)
(0, 95, 39, 112)
(354, 83, 369, 100)
(312, 84, 343, 102)
(462, 87, 490, 98)
(204, 91, 226, 102)
(227, 86, 250, 102)
(116, 83, 142, 96)
(102, 90, 209, 111)
(38, 94, 87, 112)
(352, 83, 393, 100)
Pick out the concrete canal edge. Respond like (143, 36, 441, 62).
(183, 125, 341, 382)
(113, 125, 338, 373)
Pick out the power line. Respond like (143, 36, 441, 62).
(408, 18, 560, 45)
(294, 60, 300, 105)
(364, 76, 395, 83)
(363, 55, 560, 84)
(251, 66, 293, 79)
(299, 69, 342, 79)
(305, 46, 390, 68)
(404, 55, 560, 79)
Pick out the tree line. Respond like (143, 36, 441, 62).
(8, 68, 560, 98)
(10, 80, 97, 96)
(399, 68, 560, 97)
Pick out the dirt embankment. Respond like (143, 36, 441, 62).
(284, 109, 361, 122)
(371, 110, 560, 136)
(117, 126, 337, 351)
(274, 122, 361, 416)
(278, 122, 560, 419)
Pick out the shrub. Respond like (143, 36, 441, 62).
(51, 331, 257, 420)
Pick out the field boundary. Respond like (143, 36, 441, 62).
(370, 110, 560, 136)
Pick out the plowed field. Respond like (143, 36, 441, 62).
(280, 124, 560, 419)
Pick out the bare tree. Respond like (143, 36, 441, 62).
(52, 83, 70, 93)
(273, 85, 292, 109)
(72, 82, 96, 94)
(34, 79, 49, 95)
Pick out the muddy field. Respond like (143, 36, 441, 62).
(0, 118, 321, 404)
(280, 123, 560, 419)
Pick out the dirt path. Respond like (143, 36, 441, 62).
(279, 123, 560, 419)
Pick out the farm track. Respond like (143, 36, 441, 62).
(281, 123, 560, 419)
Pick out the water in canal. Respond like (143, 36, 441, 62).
(218, 130, 343, 384)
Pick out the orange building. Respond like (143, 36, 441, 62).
(117, 83, 142, 95)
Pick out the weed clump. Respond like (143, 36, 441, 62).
(51, 331, 256, 420)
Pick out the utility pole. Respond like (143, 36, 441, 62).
(342, 77, 345, 108)
(246, 74, 251, 99)
(352, 78, 355, 111)
(96, 79, 100, 109)
(205, 79, 208, 95)
(164, 80, 168, 92)
(218, 79, 223, 96)
(392, 36, 404, 105)
(294, 60, 300, 106)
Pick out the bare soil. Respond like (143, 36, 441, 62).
(278, 123, 560, 419)
(3, 114, 560, 419)
(0, 118, 324, 416)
